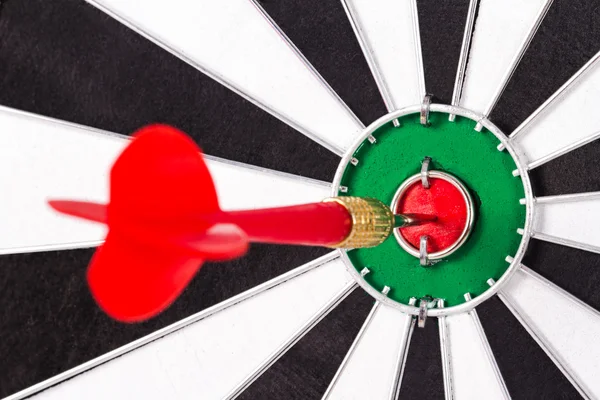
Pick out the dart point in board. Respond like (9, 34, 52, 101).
(48, 125, 472, 322)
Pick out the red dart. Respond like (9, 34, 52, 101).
(48, 125, 406, 323)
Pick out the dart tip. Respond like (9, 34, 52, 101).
(394, 213, 437, 228)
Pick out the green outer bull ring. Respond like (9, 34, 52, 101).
(331, 104, 534, 317)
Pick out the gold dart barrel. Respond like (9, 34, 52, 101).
(323, 197, 395, 249)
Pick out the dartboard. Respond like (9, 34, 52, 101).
(2, 0, 600, 399)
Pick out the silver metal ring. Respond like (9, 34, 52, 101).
(390, 170, 476, 260)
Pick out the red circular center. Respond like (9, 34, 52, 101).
(395, 177, 468, 253)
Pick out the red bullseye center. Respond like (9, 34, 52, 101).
(396, 177, 468, 253)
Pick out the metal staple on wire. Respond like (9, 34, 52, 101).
(419, 235, 430, 266)
(420, 94, 432, 126)
(421, 156, 431, 188)
(417, 295, 441, 328)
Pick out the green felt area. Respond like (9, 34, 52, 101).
(339, 112, 525, 306)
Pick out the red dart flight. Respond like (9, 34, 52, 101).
(49, 125, 377, 323)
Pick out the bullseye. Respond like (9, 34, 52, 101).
(391, 170, 475, 261)
(396, 179, 467, 252)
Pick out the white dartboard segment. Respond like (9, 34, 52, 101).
(530, 192, 600, 254)
(458, 0, 552, 116)
(323, 303, 415, 400)
(86, 0, 364, 155)
(509, 51, 600, 170)
(339, 0, 425, 111)
(0, 106, 331, 255)
(6, 254, 353, 400)
(208, 156, 331, 212)
(439, 307, 510, 400)
(498, 266, 600, 399)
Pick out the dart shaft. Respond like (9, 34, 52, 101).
(224, 201, 352, 247)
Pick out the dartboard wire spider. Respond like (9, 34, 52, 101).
(3, 0, 600, 399)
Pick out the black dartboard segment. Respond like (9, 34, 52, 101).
(0, 245, 329, 397)
(1, 0, 600, 399)
(239, 290, 374, 400)
(0, 0, 338, 182)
